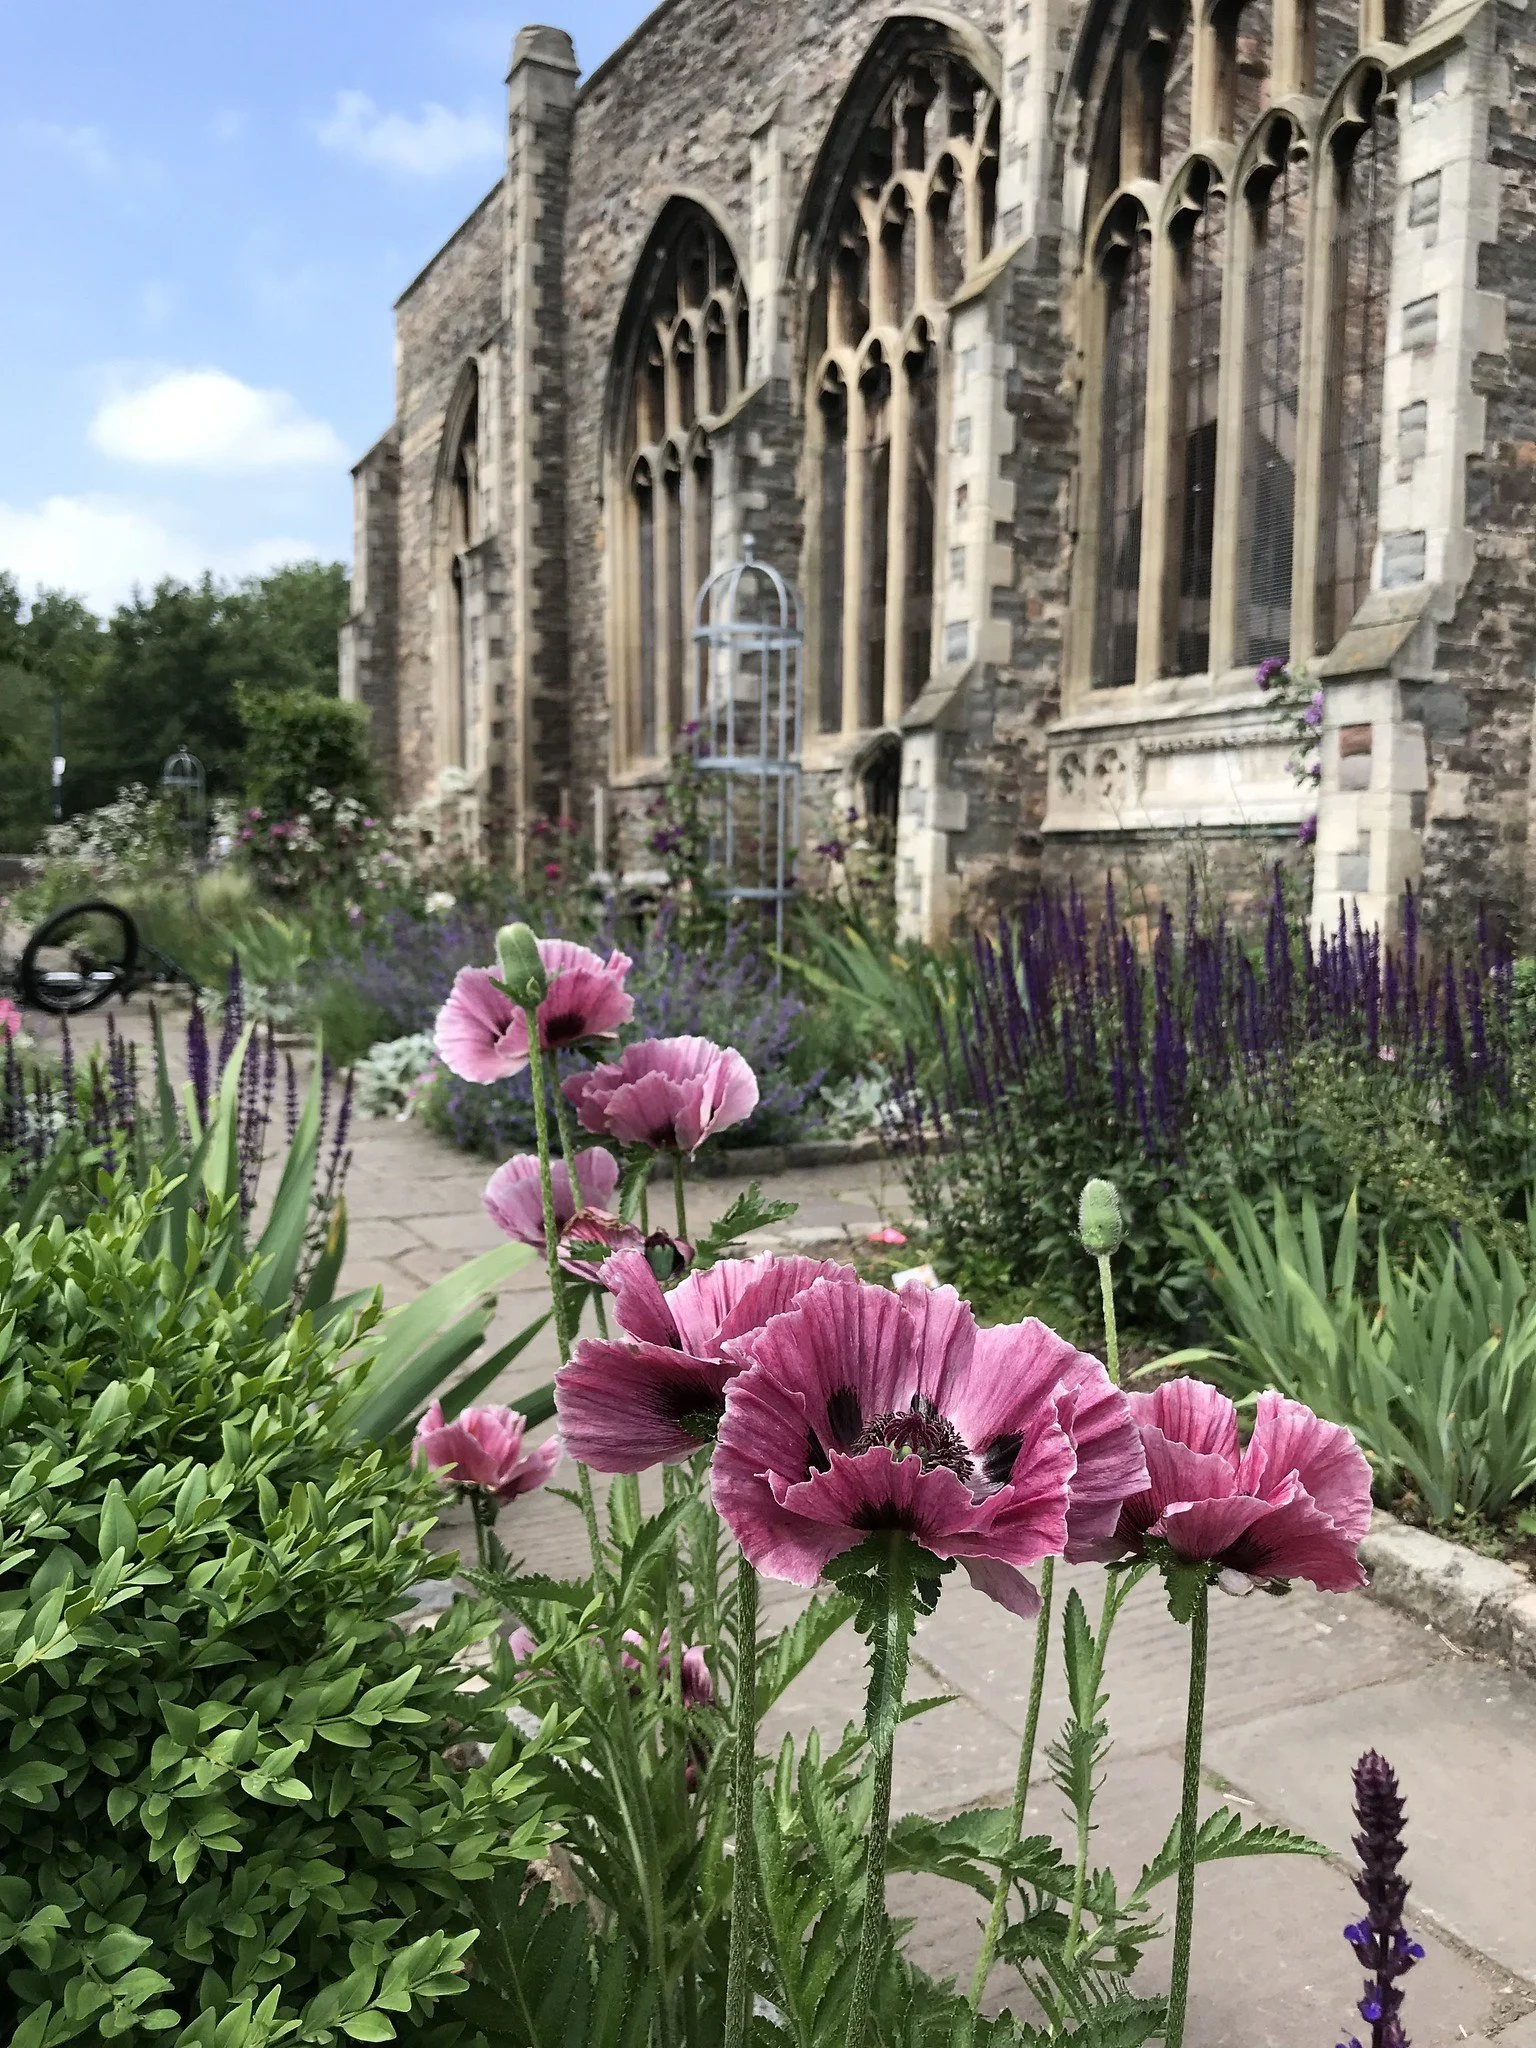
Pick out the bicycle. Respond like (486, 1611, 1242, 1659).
(3, 899, 201, 1017)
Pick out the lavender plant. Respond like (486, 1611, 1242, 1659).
(893, 869, 1526, 1339)
(0, 961, 352, 1285)
(328, 899, 822, 1152)
(1338, 1750, 1424, 2048)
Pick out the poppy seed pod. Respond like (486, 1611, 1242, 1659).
(495, 922, 548, 1009)
(1079, 1177, 1125, 1257)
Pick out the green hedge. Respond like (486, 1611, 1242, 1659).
(0, 1187, 561, 2046)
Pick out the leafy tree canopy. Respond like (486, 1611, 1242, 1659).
(0, 560, 351, 844)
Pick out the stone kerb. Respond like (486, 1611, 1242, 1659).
(1361, 1508, 1536, 1676)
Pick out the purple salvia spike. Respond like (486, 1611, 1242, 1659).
(1342, 1750, 1422, 2048)
(1441, 953, 1465, 1096)
(284, 1055, 299, 1145)
(1465, 960, 1488, 1084)
(90, 1068, 111, 1150)
(1403, 884, 1421, 1050)
(59, 1018, 76, 1128)
(126, 1040, 139, 1143)
(322, 1068, 355, 1207)
(217, 954, 244, 1078)
(186, 1005, 211, 1129)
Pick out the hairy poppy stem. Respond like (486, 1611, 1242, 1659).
(846, 1543, 911, 2048)
(1097, 1253, 1120, 1385)
(672, 1151, 689, 1243)
(523, 1016, 606, 1587)
(468, 1488, 498, 1571)
(1165, 1583, 1210, 2048)
(970, 1556, 1055, 2006)
(722, 1559, 759, 2048)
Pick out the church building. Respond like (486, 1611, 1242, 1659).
(340, 0, 1536, 940)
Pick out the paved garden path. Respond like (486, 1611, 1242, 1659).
(35, 999, 1536, 2045)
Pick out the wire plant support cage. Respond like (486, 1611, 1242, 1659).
(161, 747, 208, 864)
(690, 536, 804, 974)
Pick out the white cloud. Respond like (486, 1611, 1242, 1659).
(0, 495, 322, 615)
(89, 369, 346, 473)
(315, 89, 500, 176)
(18, 120, 118, 180)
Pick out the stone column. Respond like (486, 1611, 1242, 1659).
(1310, 3, 1504, 938)
(502, 26, 579, 868)
(339, 427, 402, 804)
(895, 6, 1071, 940)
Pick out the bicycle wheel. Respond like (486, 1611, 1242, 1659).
(19, 899, 139, 1015)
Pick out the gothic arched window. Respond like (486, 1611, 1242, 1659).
(1092, 200, 1152, 688)
(808, 46, 1000, 734)
(1164, 164, 1226, 675)
(615, 207, 747, 767)
(1316, 74, 1397, 649)
(437, 362, 481, 774)
(1238, 122, 1309, 664)
(1070, 0, 1401, 694)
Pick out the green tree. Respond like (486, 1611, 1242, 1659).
(238, 683, 376, 814)
(0, 580, 106, 851)
(225, 558, 351, 695)
(65, 561, 350, 812)
(0, 560, 351, 838)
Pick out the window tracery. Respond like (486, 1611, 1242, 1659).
(615, 208, 747, 766)
(808, 48, 1000, 735)
(1072, 0, 1404, 692)
(438, 364, 482, 773)
(1238, 124, 1309, 664)
(1092, 202, 1152, 687)
(1164, 164, 1225, 676)
(1316, 75, 1397, 650)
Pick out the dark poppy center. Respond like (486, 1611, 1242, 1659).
(538, 996, 591, 1049)
(851, 1407, 973, 1482)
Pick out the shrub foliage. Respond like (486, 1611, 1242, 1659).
(0, 1187, 560, 2047)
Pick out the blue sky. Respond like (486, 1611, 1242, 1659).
(0, 0, 652, 614)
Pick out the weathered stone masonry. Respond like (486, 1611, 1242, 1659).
(342, 0, 1536, 941)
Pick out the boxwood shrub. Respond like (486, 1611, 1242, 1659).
(0, 1186, 562, 2047)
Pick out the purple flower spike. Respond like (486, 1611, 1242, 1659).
(1340, 1749, 1422, 2048)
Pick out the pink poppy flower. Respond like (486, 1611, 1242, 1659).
(484, 1147, 645, 1275)
(0, 997, 20, 1041)
(434, 939, 634, 1083)
(507, 1624, 539, 1664)
(563, 1035, 758, 1154)
(555, 1251, 856, 1471)
(711, 1278, 1148, 1619)
(413, 1401, 562, 1503)
(621, 1629, 715, 1709)
(1117, 1379, 1372, 1592)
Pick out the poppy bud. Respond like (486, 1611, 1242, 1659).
(1078, 1177, 1124, 1257)
(495, 923, 548, 1009)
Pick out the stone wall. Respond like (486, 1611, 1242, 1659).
(339, 428, 401, 805)
(1420, 0, 1536, 939)
(392, 186, 506, 810)
(349, 0, 1536, 950)
(952, 244, 1077, 924)
(560, 0, 1006, 866)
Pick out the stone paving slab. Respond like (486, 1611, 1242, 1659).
(1209, 1658, 1536, 1984)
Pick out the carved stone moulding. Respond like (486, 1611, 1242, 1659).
(1043, 710, 1306, 836)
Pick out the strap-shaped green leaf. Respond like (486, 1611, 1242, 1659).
(251, 1045, 322, 1313)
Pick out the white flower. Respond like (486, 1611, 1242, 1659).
(423, 891, 457, 917)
